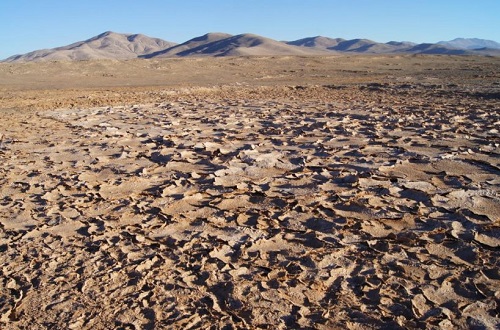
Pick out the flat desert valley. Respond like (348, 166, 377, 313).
(0, 55, 499, 329)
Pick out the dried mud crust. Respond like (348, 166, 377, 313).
(0, 82, 499, 329)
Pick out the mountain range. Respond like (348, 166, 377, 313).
(438, 38, 500, 50)
(3, 31, 500, 62)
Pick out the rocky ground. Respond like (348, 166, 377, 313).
(0, 56, 499, 329)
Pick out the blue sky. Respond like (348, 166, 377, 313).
(1, 0, 499, 59)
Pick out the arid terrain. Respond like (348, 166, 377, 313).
(4, 32, 500, 62)
(0, 55, 499, 329)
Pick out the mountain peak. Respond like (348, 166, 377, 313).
(96, 31, 119, 38)
(438, 38, 500, 50)
(192, 32, 233, 42)
(3, 31, 177, 62)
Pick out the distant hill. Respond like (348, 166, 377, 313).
(288, 37, 500, 55)
(329, 39, 378, 52)
(286, 36, 345, 49)
(144, 33, 329, 58)
(142, 32, 233, 58)
(3, 32, 499, 62)
(287, 37, 418, 54)
(386, 41, 417, 47)
(438, 38, 500, 50)
(404, 43, 472, 55)
(3, 31, 177, 62)
(287, 37, 461, 54)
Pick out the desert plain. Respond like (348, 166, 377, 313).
(0, 55, 499, 329)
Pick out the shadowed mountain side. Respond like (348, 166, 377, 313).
(470, 48, 500, 56)
(288, 37, 500, 55)
(328, 39, 379, 52)
(3, 31, 177, 62)
(141, 32, 233, 58)
(146, 33, 330, 57)
(386, 41, 417, 47)
(327, 39, 414, 53)
(288, 38, 418, 54)
(286, 36, 346, 49)
(403, 43, 473, 55)
(354, 43, 407, 53)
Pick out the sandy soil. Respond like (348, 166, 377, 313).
(0, 55, 499, 329)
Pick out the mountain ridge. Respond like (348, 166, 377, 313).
(171, 33, 329, 57)
(3, 33, 499, 62)
(3, 31, 177, 62)
(141, 32, 234, 58)
(438, 38, 500, 50)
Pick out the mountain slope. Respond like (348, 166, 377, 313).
(404, 43, 472, 55)
(286, 37, 492, 55)
(286, 36, 345, 49)
(288, 38, 416, 54)
(3, 32, 177, 62)
(438, 38, 500, 50)
(142, 32, 233, 58)
(147, 33, 329, 58)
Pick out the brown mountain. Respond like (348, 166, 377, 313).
(142, 32, 234, 58)
(403, 43, 472, 55)
(3, 31, 499, 62)
(286, 36, 345, 49)
(3, 31, 177, 62)
(146, 33, 329, 58)
(289, 38, 416, 54)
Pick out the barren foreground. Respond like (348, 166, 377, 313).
(0, 56, 499, 329)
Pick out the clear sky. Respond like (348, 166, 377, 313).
(1, 0, 499, 59)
